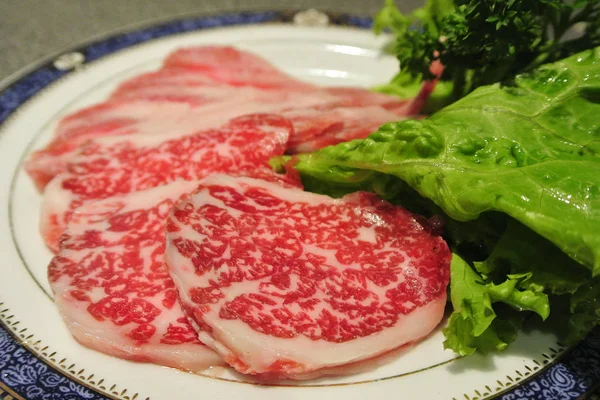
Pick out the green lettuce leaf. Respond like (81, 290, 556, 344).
(567, 277, 600, 342)
(294, 47, 600, 275)
(373, 0, 413, 37)
(443, 255, 547, 355)
(373, 0, 454, 38)
(473, 219, 600, 344)
(283, 47, 600, 353)
(474, 220, 590, 295)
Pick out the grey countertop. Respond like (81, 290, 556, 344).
(0, 0, 421, 80)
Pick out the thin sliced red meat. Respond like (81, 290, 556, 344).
(163, 46, 315, 91)
(26, 47, 420, 191)
(111, 68, 219, 99)
(41, 114, 296, 253)
(24, 88, 333, 191)
(25, 99, 197, 191)
(25, 90, 405, 191)
(48, 180, 224, 372)
(284, 105, 407, 153)
(323, 87, 407, 111)
(165, 174, 451, 379)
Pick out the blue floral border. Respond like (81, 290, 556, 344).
(0, 326, 106, 400)
(0, 10, 599, 400)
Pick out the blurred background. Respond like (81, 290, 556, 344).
(0, 0, 422, 80)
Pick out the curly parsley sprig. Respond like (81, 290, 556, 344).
(375, 0, 600, 111)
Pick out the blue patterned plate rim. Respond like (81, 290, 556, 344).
(0, 10, 598, 400)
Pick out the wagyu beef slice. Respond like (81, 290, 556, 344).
(165, 174, 451, 379)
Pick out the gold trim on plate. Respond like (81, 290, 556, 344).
(0, 380, 25, 400)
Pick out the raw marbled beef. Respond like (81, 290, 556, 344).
(48, 180, 224, 372)
(25, 46, 417, 191)
(41, 114, 295, 253)
(24, 88, 330, 191)
(283, 105, 407, 153)
(108, 46, 313, 99)
(164, 174, 451, 379)
(162, 46, 316, 91)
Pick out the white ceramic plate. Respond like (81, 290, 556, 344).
(0, 11, 596, 400)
